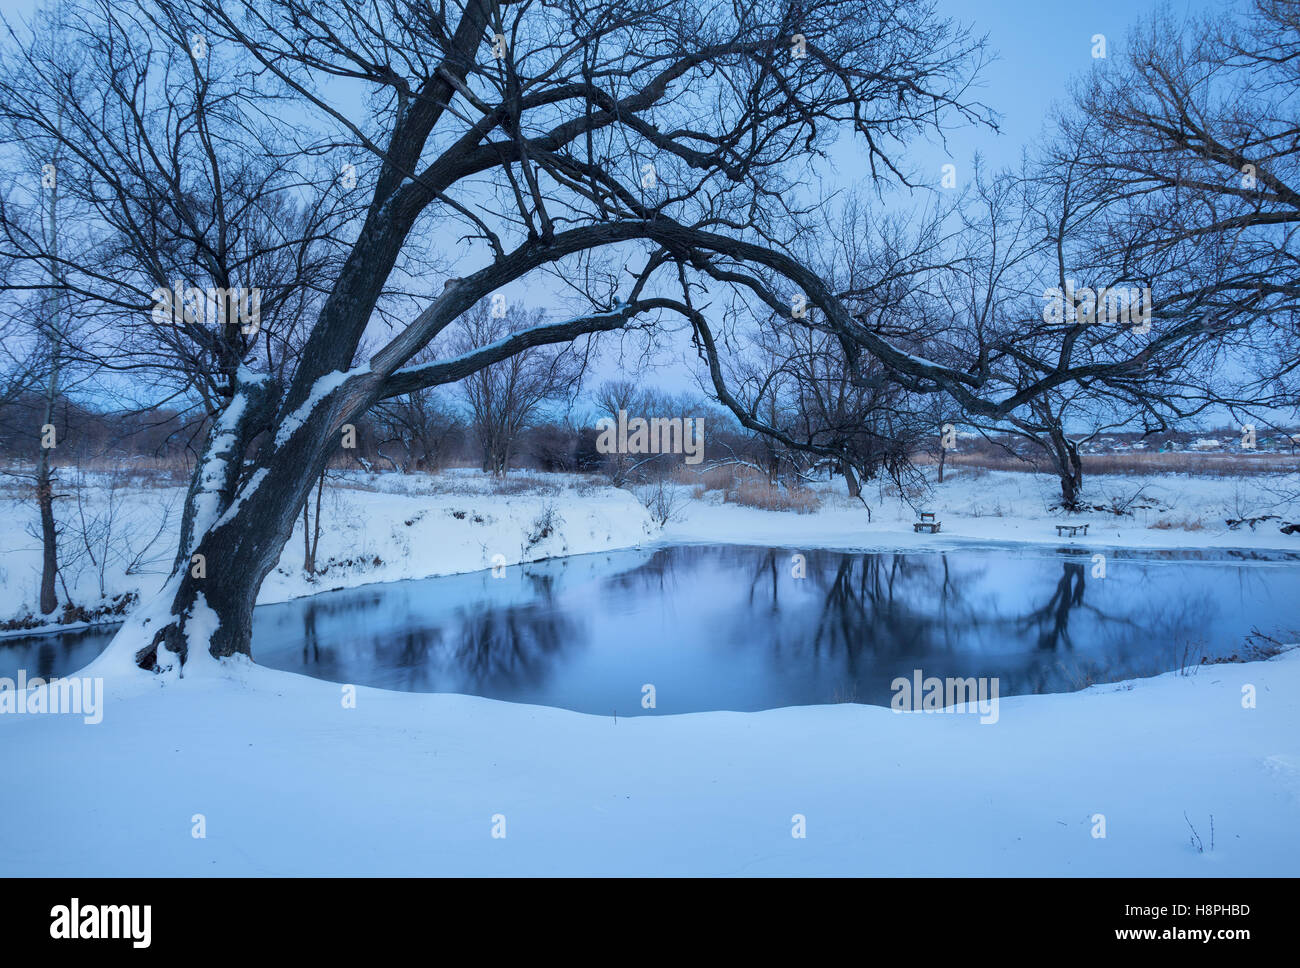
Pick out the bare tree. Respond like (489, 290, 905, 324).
(369, 346, 464, 472)
(591, 378, 645, 486)
(33, 110, 67, 614)
(456, 301, 581, 476)
(0, 0, 1013, 669)
(1059, 2, 1299, 417)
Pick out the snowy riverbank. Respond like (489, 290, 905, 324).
(0, 470, 657, 635)
(2, 466, 1297, 635)
(667, 467, 1300, 556)
(2, 645, 1297, 875)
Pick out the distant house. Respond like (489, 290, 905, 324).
(1192, 438, 1221, 451)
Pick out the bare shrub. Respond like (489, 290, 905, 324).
(636, 479, 685, 526)
(523, 503, 560, 550)
(1204, 628, 1299, 664)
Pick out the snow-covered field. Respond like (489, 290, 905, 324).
(668, 467, 1300, 555)
(1, 646, 1296, 875)
(1, 464, 1297, 876)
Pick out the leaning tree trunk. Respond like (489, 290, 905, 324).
(123, 368, 337, 670)
(137, 439, 329, 668)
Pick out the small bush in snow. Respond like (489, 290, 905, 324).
(636, 479, 685, 526)
(524, 503, 560, 549)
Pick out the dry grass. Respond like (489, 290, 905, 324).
(936, 450, 1300, 477)
(681, 463, 824, 514)
(723, 476, 821, 514)
(694, 464, 739, 492)
(488, 474, 562, 496)
(944, 464, 990, 480)
(1083, 452, 1300, 476)
(1150, 514, 1208, 531)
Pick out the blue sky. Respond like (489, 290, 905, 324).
(925, 0, 1224, 171)
(809, 0, 1230, 196)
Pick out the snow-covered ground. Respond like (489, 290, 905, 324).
(1, 464, 1297, 876)
(1, 646, 1296, 875)
(668, 467, 1300, 555)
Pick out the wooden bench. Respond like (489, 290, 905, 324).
(1055, 524, 1089, 537)
(914, 512, 941, 534)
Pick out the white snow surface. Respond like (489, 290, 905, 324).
(663, 469, 1300, 554)
(1, 648, 1296, 875)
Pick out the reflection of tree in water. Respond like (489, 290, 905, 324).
(293, 602, 350, 685)
(371, 627, 452, 691)
(603, 546, 682, 596)
(1003, 558, 1220, 693)
(747, 549, 783, 612)
(743, 549, 974, 661)
(1021, 561, 1087, 651)
(0, 628, 116, 682)
(302, 606, 320, 663)
(738, 548, 1217, 698)
(434, 566, 572, 691)
(285, 564, 590, 693)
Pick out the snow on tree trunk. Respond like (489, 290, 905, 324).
(107, 368, 366, 671)
(172, 368, 277, 571)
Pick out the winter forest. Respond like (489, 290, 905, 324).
(0, 0, 1298, 886)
